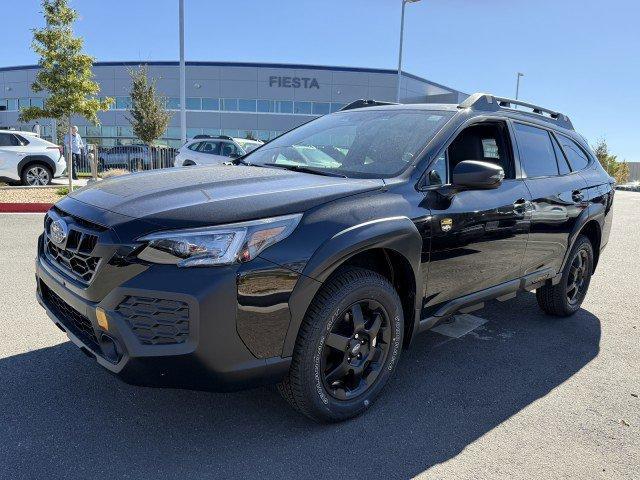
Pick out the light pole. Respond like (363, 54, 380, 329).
(179, 0, 186, 144)
(397, 0, 421, 103)
(515, 72, 524, 100)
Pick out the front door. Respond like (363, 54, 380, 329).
(419, 120, 530, 317)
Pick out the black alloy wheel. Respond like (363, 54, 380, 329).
(321, 300, 391, 400)
(566, 247, 590, 305)
(536, 234, 593, 317)
(278, 267, 404, 423)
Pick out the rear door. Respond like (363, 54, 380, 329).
(513, 122, 588, 276)
(0, 133, 24, 179)
(193, 140, 228, 165)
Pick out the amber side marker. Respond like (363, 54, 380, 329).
(96, 308, 109, 331)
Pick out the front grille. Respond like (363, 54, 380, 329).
(44, 211, 102, 283)
(116, 296, 190, 345)
(41, 283, 99, 351)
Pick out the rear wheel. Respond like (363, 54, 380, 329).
(278, 267, 404, 422)
(21, 163, 52, 186)
(536, 235, 594, 316)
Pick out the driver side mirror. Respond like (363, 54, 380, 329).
(452, 160, 504, 189)
(228, 152, 240, 159)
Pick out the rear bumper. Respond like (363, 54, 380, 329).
(54, 155, 66, 177)
(35, 247, 291, 392)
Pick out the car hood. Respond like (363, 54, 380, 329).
(66, 165, 384, 229)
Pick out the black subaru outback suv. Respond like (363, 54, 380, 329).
(36, 93, 614, 422)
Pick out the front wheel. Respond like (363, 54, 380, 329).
(536, 235, 594, 316)
(278, 267, 404, 422)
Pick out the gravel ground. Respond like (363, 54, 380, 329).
(0, 191, 638, 479)
(0, 187, 63, 203)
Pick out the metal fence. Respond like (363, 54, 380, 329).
(64, 145, 178, 176)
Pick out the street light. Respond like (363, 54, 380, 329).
(179, 0, 186, 144)
(397, 0, 421, 103)
(515, 72, 524, 100)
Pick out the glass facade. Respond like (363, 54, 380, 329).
(0, 95, 346, 147)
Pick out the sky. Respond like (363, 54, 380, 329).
(1, 0, 639, 161)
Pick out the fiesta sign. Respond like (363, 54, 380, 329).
(269, 76, 320, 89)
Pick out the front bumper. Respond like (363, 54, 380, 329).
(35, 239, 291, 392)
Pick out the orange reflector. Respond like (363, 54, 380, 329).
(96, 308, 109, 331)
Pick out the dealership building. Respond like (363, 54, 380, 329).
(0, 61, 466, 147)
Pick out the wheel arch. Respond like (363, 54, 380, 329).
(18, 155, 56, 178)
(283, 216, 423, 357)
(579, 219, 602, 271)
(560, 205, 604, 277)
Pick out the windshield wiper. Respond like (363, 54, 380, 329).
(262, 163, 347, 178)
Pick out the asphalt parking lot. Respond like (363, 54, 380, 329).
(0, 192, 638, 480)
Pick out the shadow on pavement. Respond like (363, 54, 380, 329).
(0, 292, 600, 479)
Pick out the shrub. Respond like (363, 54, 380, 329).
(100, 169, 130, 179)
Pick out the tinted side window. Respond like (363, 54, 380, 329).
(198, 141, 221, 154)
(549, 133, 571, 175)
(220, 142, 241, 157)
(557, 134, 590, 171)
(0, 133, 13, 146)
(514, 123, 559, 177)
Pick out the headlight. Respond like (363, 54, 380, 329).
(137, 213, 302, 267)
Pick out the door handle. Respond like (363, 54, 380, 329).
(572, 190, 584, 202)
(513, 198, 527, 213)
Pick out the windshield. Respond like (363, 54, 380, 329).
(242, 109, 452, 178)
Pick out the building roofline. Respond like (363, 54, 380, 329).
(0, 60, 458, 92)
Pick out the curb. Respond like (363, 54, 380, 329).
(0, 203, 52, 213)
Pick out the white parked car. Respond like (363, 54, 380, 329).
(0, 130, 66, 185)
(174, 136, 263, 167)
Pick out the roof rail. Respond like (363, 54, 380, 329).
(192, 134, 234, 140)
(340, 99, 399, 111)
(458, 93, 573, 130)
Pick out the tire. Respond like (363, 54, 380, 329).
(21, 163, 53, 186)
(278, 267, 404, 423)
(536, 235, 594, 316)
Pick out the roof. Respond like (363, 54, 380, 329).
(0, 60, 458, 92)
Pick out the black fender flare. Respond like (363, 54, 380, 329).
(282, 216, 423, 357)
(557, 203, 605, 281)
(17, 155, 56, 178)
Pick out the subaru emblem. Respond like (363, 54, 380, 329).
(50, 219, 68, 246)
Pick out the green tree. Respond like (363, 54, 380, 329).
(126, 66, 172, 162)
(19, 0, 113, 189)
(593, 137, 629, 184)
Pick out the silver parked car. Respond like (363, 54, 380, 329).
(174, 136, 263, 167)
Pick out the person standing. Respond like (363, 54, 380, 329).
(64, 125, 84, 180)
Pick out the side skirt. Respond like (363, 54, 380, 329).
(418, 267, 556, 333)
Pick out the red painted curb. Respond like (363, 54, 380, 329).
(0, 203, 53, 213)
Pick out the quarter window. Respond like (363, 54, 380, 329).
(557, 134, 590, 171)
(429, 153, 447, 186)
(550, 133, 571, 175)
(514, 123, 559, 177)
